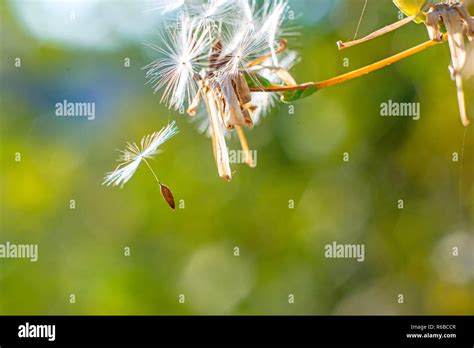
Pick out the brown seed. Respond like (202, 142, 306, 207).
(160, 184, 175, 209)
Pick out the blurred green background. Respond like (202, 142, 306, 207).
(0, 0, 473, 315)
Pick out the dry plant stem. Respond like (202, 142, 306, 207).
(235, 125, 255, 167)
(250, 36, 446, 93)
(337, 14, 417, 50)
(203, 85, 232, 180)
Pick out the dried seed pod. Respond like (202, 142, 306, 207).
(160, 184, 175, 209)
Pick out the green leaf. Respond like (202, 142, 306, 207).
(280, 85, 319, 103)
(244, 72, 319, 103)
(244, 73, 273, 89)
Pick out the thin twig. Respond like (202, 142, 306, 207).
(337, 14, 417, 50)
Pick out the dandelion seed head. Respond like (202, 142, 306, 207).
(143, 0, 299, 180)
(145, 0, 295, 110)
